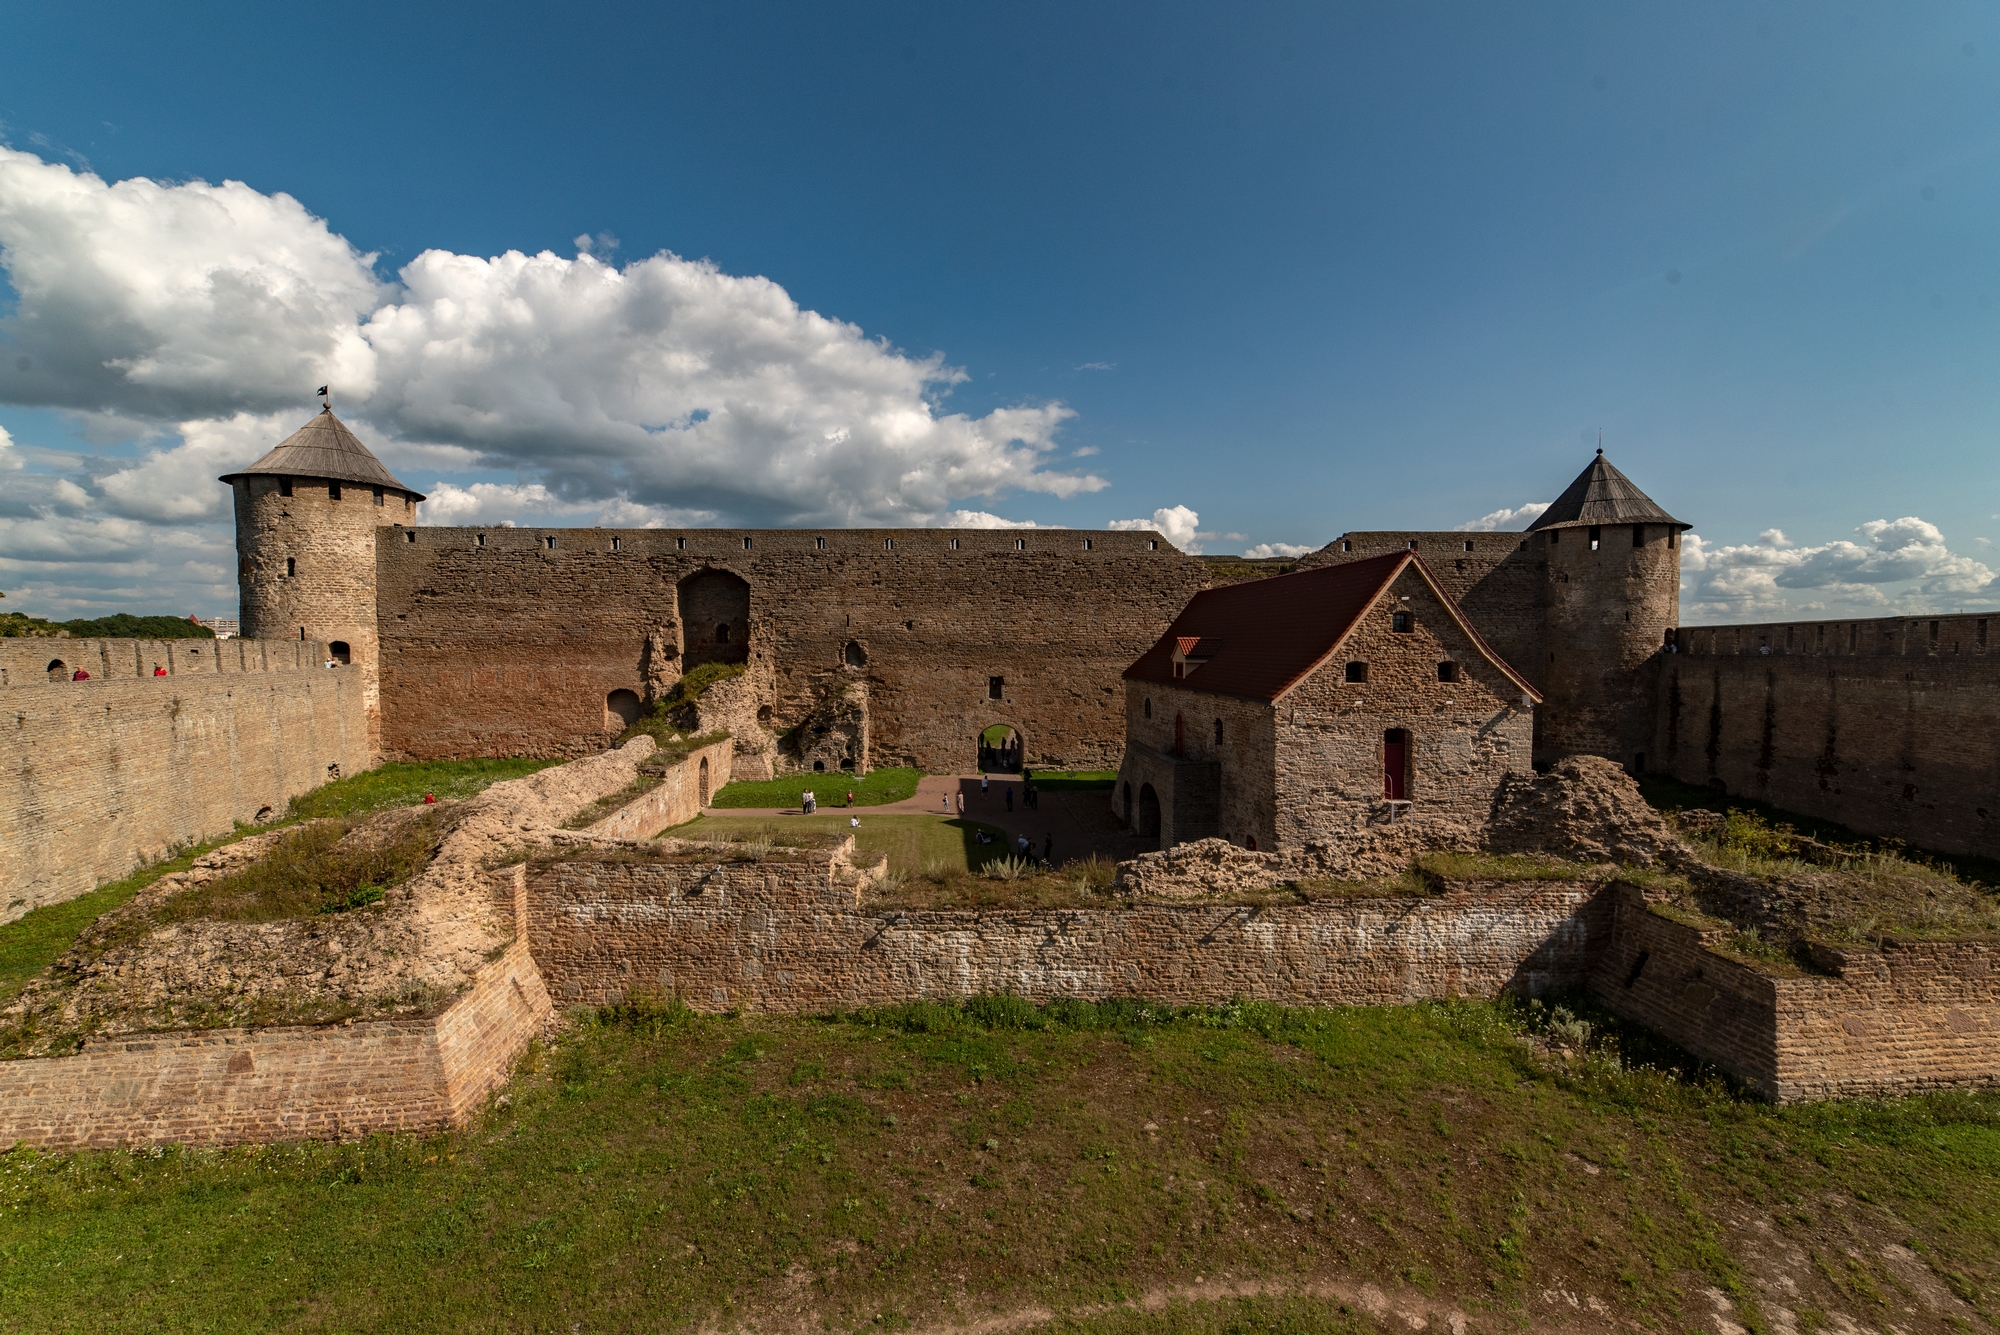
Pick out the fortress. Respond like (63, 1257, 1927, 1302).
(2, 409, 1998, 1142)
(4, 406, 1997, 917)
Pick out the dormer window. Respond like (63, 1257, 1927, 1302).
(1170, 636, 1219, 678)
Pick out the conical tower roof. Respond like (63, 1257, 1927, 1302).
(218, 407, 424, 499)
(1525, 450, 1685, 532)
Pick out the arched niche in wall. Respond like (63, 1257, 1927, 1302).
(677, 569, 751, 669)
(605, 688, 642, 730)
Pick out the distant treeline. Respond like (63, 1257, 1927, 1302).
(0, 612, 216, 640)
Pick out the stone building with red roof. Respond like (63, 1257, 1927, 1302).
(1116, 550, 1542, 853)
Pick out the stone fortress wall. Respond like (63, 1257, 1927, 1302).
(0, 637, 368, 920)
(1657, 612, 2000, 859)
(373, 525, 1211, 774)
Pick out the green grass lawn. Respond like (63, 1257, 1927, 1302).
(709, 766, 923, 809)
(664, 812, 1013, 873)
(5, 995, 1997, 1333)
(0, 758, 554, 1009)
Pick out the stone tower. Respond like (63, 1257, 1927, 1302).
(1526, 450, 1688, 769)
(220, 408, 424, 754)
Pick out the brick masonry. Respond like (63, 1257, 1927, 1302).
(1656, 615, 2000, 858)
(0, 936, 551, 1150)
(1588, 884, 2000, 1101)
(1114, 562, 1535, 853)
(1, 638, 368, 920)
(373, 526, 1210, 772)
(580, 736, 734, 840)
(525, 853, 1612, 1011)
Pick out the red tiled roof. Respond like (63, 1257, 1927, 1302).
(1124, 551, 1539, 703)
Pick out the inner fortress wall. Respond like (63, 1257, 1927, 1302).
(1656, 614, 2000, 859)
(375, 527, 1210, 771)
(0, 638, 368, 919)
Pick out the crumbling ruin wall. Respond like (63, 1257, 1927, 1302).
(525, 855, 1611, 1011)
(1589, 883, 2000, 1101)
(0, 639, 368, 921)
(0, 935, 550, 1150)
(1655, 637, 2000, 859)
(375, 527, 1209, 771)
(580, 736, 735, 840)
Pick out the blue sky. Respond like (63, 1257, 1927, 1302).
(1, 1, 1997, 622)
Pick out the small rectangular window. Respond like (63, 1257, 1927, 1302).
(1668, 530, 1677, 548)
(373, 486, 384, 506)
(1341, 540, 1352, 552)
(1632, 524, 1643, 547)
(743, 536, 753, 549)
(278, 477, 292, 497)
(329, 482, 342, 501)
(611, 536, 621, 551)
(1550, 530, 1559, 544)
(544, 535, 556, 550)
(1148, 540, 1157, 550)
(1391, 611, 1412, 633)
(885, 537, 894, 550)
(404, 530, 416, 544)
(1980, 619, 1989, 649)
(677, 537, 686, 550)
(1463, 540, 1473, 551)
(1407, 539, 1417, 550)
(1344, 662, 1367, 683)
(815, 536, 826, 550)
(950, 537, 960, 550)
(285, 557, 295, 577)
(476, 533, 486, 548)
(1015, 538, 1026, 550)
(1083, 538, 1093, 551)
(1588, 524, 1600, 550)
(1437, 662, 1459, 682)
(988, 676, 1004, 700)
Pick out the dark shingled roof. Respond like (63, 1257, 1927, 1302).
(1124, 551, 1540, 703)
(1525, 451, 1686, 532)
(218, 408, 423, 498)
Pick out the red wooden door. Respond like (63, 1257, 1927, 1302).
(1383, 732, 1408, 799)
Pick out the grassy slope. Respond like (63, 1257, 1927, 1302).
(665, 813, 1012, 874)
(3, 998, 1996, 1333)
(710, 767, 923, 809)
(0, 758, 554, 1008)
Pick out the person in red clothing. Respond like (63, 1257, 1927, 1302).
(70, 667, 89, 681)
(152, 663, 167, 677)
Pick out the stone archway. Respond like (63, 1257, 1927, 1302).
(1137, 783, 1161, 838)
(677, 569, 750, 669)
(978, 723, 1023, 773)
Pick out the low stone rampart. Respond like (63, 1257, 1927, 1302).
(524, 855, 1612, 1011)
(1, 640, 368, 920)
(0, 937, 550, 1150)
(580, 736, 733, 841)
(1588, 884, 2000, 1101)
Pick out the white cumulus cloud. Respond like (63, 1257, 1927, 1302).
(1243, 541, 1318, 559)
(1108, 504, 1201, 552)
(0, 147, 1124, 614)
(1454, 500, 1550, 532)
(1682, 517, 1997, 619)
(944, 510, 1040, 529)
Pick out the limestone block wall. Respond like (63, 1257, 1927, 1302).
(375, 526, 1210, 771)
(580, 736, 734, 840)
(1, 640, 368, 920)
(1654, 641, 2000, 858)
(524, 857, 1610, 1011)
(1297, 532, 1547, 698)
(0, 937, 551, 1150)
(1589, 885, 2000, 1101)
